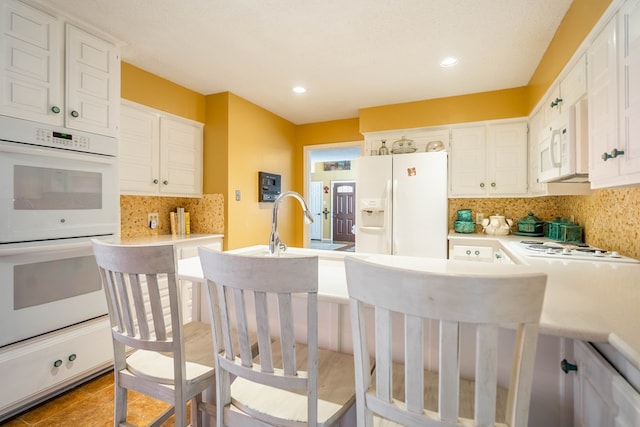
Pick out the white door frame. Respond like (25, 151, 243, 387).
(303, 141, 363, 247)
(309, 181, 323, 240)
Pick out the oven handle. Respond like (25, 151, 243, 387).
(0, 142, 115, 165)
(0, 237, 114, 256)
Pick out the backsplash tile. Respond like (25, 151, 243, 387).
(449, 188, 640, 259)
(120, 194, 224, 238)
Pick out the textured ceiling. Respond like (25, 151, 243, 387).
(36, 0, 573, 125)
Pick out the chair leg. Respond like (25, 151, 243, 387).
(113, 377, 128, 425)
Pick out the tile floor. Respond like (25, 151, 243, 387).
(2, 371, 183, 426)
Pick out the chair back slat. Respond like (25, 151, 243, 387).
(438, 320, 460, 422)
(374, 307, 393, 403)
(474, 324, 499, 425)
(254, 291, 274, 373)
(128, 273, 149, 338)
(404, 314, 424, 413)
(278, 292, 297, 376)
(345, 256, 547, 427)
(231, 287, 254, 366)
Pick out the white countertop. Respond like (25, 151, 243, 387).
(117, 233, 223, 246)
(178, 240, 640, 371)
(449, 232, 640, 371)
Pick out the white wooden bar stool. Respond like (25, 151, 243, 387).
(92, 240, 216, 427)
(198, 248, 356, 427)
(344, 256, 547, 427)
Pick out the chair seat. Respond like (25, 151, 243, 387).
(127, 347, 215, 386)
(230, 342, 356, 427)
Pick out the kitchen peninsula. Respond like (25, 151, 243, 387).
(178, 241, 640, 426)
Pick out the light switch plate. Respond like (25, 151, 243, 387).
(235, 190, 241, 201)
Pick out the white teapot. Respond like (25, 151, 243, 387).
(481, 215, 513, 235)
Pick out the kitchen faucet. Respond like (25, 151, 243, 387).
(269, 191, 314, 256)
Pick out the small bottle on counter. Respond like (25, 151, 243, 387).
(378, 140, 389, 155)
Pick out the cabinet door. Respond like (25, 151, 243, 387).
(619, 0, 640, 178)
(449, 126, 487, 196)
(487, 122, 528, 196)
(573, 341, 617, 427)
(119, 102, 160, 194)
(0, 0, 63, 125)
(65, 24, 120, 136)
(542, 85, 562, 126)
(560, 54, 587, 108)
(588, 17, 620, 186)
(528, 108, 547, 195)
(159, 116, 203, 196)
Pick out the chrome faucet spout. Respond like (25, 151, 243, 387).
(268, 191, 314, 256)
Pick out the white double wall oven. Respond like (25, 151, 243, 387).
(0, 115, 119, 347)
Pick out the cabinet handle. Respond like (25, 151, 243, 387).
(602, 149, 625, 162)
(550, 97, 563, 108)
(53, 359, 63, 368)
(560, 359, 578, 374)
(153, 179, 159, 184)
(51, 106, 61, 114)
(480, 183, 485, 188)
(70, 110, 79, 118)
(68, 353, 77, 362)
(162, 180, 169, 185)
(491, 182, 496, 188)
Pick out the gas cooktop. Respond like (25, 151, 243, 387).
(518, 241, 640, 263)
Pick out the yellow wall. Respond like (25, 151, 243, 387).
(121, 62, 206, 122)
(220, 93, 297, 250)
(359, 87, 529, 133)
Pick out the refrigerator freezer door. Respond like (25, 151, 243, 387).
(354, 155, 392, 254)
(392, 151, 448, 258)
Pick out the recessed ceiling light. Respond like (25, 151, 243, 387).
(293, 86, 307, 94)
(440, 57, 459, 67)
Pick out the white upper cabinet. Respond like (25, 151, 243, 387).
(541, 55, 587, 127)
(589, 0, 640, 188)
(64, 24, 120, 136)
(449, 121, 527, 197)
(0, 0, 119, 136)
(119, 101, 203, 197)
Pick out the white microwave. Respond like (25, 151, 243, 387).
(538, 99, 589, 183)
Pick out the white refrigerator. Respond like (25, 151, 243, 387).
(354, 151, 448, 258)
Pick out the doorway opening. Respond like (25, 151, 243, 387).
(303, 141, 362, 251)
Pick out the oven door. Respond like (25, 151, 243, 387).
(0, 141, 118, 244)
(0, 243, 107, 347)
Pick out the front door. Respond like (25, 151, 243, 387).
(332, 182, 355, 243)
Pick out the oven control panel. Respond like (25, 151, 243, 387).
(36, 128, 90, 151)
(0, 115, 117, 157)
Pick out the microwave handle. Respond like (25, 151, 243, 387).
(0, 142, 114, 165)
(549, 128, 562, 168)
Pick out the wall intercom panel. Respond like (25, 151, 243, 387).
(258, 171, 281, 202)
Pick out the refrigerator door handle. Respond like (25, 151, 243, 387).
(388, 179, 396, 254)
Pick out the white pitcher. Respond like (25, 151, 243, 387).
(481, 215, 513, 235)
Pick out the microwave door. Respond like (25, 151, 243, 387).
(538, 128, 562, 183)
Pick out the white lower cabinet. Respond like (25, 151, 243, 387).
(0, 317, 112, 420)
(449, 244, 494, 262)
(572, 340, 640, 427)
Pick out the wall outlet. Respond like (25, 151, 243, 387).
(148, 213, 159, 229)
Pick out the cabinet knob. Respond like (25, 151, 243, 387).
(479, 183, 485, 188)
(68, 353, 77, 362)
(560, 359, 578, 374)
(474, 250, 480, 256)
(550, 97, 563, 108)
(610, 148, 625, 158)
(153, 179, 159, 184)
(162, 180, 169, 185)
(491, 182, 496, 188)
(53, 359, 63, 368)
(466, 250, 471, 255)
(70, 110, 79, 118)
(51, 106, 61, 114)
(602, 149, 624, 162)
